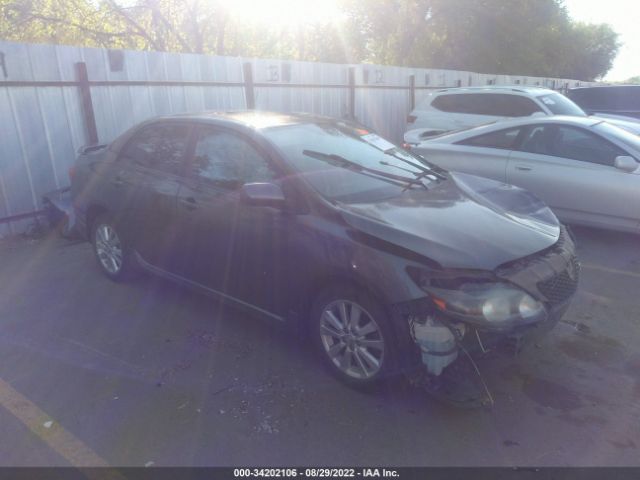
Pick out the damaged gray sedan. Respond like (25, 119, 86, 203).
(70, 112, 579, 406)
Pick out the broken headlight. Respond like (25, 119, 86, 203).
(407, 268, 545, 329)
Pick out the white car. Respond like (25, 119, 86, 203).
(412, 116, 640, 233)
(405, 86, 640, 143)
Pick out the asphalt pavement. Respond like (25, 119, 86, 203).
(0, 226, 638, 466)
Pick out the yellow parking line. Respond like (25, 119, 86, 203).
(581, 262, 640, 279)
(0, 376, 110, 468)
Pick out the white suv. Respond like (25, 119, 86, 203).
(404, 86, 640, 144)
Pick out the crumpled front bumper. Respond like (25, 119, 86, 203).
(460, 297, 572, 356)
(390, 295, 570, 376)
(391, 226, 579, 375)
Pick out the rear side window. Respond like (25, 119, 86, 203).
(457, 127, 522, 149)
(432, 93, 541, 117)
(119, 123, 190, 175)
(432, 94, 461, 113)
(432, 94, 492, 115)
(190, 129, 277, 188)
(492, 95, 542, 116)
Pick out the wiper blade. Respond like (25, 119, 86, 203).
(383, 148, 447, 181)
(379, 160, 437, 193)
(379, 160, 427, 177)
(302, 150, 428, 190)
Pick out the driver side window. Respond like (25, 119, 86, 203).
(518, 124, 626, 166)
(551, 126, 625, 166)
(190, 129, 277, 188)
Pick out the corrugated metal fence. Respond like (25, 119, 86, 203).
(0, 40, 593, 234)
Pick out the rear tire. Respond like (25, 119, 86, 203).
(91, 213, 137, 282)
(310, 283, 397, 389)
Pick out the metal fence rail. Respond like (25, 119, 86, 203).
(0, 40, 594, 235)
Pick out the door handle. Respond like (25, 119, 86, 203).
(180, 196, 198, 210)
(112, 170, 128, 186)
(515, 165, 532, 171)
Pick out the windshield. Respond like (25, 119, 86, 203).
(594, 121, 640, 154)
(263, 122, 442, 203)
(537, 93, 587, 116)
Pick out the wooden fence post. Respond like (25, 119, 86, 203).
(74, 62, 99, 145)
(243, 62, 255, 109)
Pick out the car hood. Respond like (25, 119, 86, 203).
(592, 115, 640, 134)
(337, 172, 560, 271)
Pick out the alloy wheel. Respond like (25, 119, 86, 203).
(319, 299, 385, 380)
(95, 224, 123, 274)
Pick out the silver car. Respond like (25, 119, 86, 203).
(411, 116, 640, 233)
(404, 86, 640, 141)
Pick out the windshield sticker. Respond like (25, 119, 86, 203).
(361, 133, 396, 152)
(541, 97, 556, 105)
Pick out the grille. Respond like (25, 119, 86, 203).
(537, 258, 580, 305)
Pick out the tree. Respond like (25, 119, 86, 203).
(0, 0, 621, 80)
(0, 0, 231, 52)
(0, 0, 130, 48)
(340, 0, 620, 80)
(559, 22, 620, 80)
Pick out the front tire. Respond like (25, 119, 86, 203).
(91, 214, 137, 281)
(311, 284, 396, 388)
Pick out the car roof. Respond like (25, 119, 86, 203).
(569, 85, 640, 92)
(150, 110, 337, 130)
(431, 86, 556, 96)
(423, 115, 603, 142)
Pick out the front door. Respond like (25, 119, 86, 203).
(175, 126, 290, 316)
(507, 123, 640, 230)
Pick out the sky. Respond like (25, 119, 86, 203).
(563, 0, 640, 81)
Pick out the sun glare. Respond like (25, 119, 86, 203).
(219, 0, 344, 27)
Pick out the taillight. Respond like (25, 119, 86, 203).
(407, 115, 417, 124)
(68, 165, 76, 181)
(402, 142, 412, 150)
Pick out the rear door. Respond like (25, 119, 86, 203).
(113, 122, 193, 268)
(507, 123, 640, 230)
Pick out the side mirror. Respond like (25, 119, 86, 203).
(240, 182, 286, 208)
(614, 155, 638, 172)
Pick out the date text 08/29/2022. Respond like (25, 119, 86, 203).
(233, 468, 400, 478)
